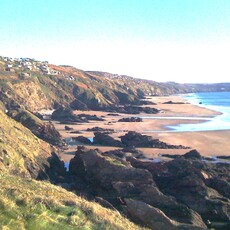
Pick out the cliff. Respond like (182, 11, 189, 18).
(1, 56, 230, 112)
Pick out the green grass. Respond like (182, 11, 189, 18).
(0, 110, 52, 176)
(0, 174, 144, 230)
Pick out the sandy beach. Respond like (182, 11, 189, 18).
(53, 95, 230, 162)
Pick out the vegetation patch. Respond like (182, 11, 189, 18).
(0, 174, 142, 230)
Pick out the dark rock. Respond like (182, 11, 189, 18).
(95, 197, 117, 211)
(152, 158, 230, 223)
(103, 149, 133, 160)
(120, 131, 190, 149)
(51, 107, 88, 123)
(183, 149, 202, 159)
(65, 125, 74, 131)
(69, 147, 150, 190)
(28, 151, 66, 183)
(70, 99, 88, 110)
(124, 199, 207, 230)
(46, 152, 67, 182)
(127, 157, 166, 175)
(86, 126, 114, 133)
(118, 117, 143, 122)
(72, 136, 92, 145)
(78, 114, 105, 121)
(108, 105, 159, 114)
(162, 100, 185, 104)
(208, 178, 230, 199)
(217, 155, 230, 160)
(69, 147, 206, 228)
(122, 147, 145, 158)
(33, 112, 44, 120)
(7, 108, 63, 146)
(134, 100, 157, 105)
(70, 130, 82, 134)
(51, 107, 76, 121)
(37, 122, 63, 146)
(107, 113, 120, 116)
(93, 132, 124, 147)
(103, 147, 144, 160)
(161, 154, 180, 159)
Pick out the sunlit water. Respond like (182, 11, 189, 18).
(168, 92, 230, 132)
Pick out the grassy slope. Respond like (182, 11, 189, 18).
(0, 110, 51, 177)
(0, 174, 141, 230)
(0, 111, 143, 229)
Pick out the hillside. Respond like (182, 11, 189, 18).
(0, 109, 61, 178)
(0, 109, 142, 229)
(1, 56, 230, 113)
(0, 174, 141, 230)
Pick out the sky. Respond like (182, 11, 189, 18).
(1, 0, 230, 83)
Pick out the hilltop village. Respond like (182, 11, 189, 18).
(0, 56, 76, 80)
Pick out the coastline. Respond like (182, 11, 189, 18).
(54, 94, 230, 162)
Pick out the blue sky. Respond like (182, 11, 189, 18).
(1, 0, 230, 83)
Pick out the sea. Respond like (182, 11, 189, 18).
(168, 91, 230, 132)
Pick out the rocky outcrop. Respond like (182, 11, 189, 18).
(69, 147, 206, 229)
(64, 125, 74, 131)
(124, 199, 206, 230)
(145, 153, 230, 227)
(78, 114, 105, 121)
(104, 147, 144, 159)
(183, 149, 202, 159)
(118, 117, 143, 122)
(51, 107, 88, 122)
(111, 105, 159, 114)
(120, 131, 190, 149)
(70, 99, 88, 110)
(7, 108, 63, 146)
(86, 126, 114, 133)
(162, 100, 185, 104)
(72, 136, 92, 145)
(93, 132, 124, 147)
(37, 122, 63, 146)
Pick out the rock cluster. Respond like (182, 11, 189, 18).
(7, 108, 63, 146)
(162, 100, 186, 104)
(118, 117, 143, 122)
(120, 131, 190, 149)
(51, 108, 104, 122)
(86, 126, 114, 133)
(69, 147, 217, 229)
(128, 152, 230, 229)
(108, 105, 159, 114)
(93, 132, 124, 147)
(72, 136, 92, 145)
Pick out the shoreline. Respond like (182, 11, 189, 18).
(167, 93, 230, 132)
(53, 94, 230, 161)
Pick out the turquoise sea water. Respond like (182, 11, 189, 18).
(168, 91, 230, 132)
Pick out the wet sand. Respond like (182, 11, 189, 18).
(53, 95, 230, 162)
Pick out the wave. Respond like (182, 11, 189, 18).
(169, 92, 230, 132)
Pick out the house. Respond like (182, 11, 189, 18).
(20, 73, 31, 79)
